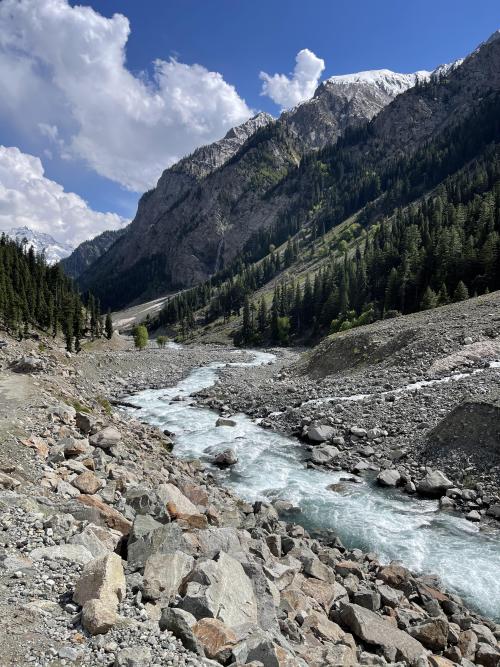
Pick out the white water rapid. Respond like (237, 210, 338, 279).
(125, 350, 500, 620)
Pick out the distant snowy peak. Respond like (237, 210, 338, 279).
(431, 59, 464, 79)
(325, 69, 431, 97)
(4, 226, 74, 264)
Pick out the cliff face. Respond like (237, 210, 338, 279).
(60, 228, 126, 279)
(79, 70, 421, 308)
(79, 32, 500, 309)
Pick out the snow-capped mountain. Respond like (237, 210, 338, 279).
(4, 226, 74, 264)
(326, 68, 431, 96)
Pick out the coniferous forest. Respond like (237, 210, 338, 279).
(0, 234, 105, 351)
(152, 89, 500, 346)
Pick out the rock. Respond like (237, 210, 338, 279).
(74, 553, 126, 609)
(377, 584, 405, 608)
(11, 355, 43, 373)
(353, 588, 381, 611)
(181, 551, 258, 629)
(429, 657, 456, 667)
(377, 469, 401, 487)
(301, 578, 348, 612)
(466, 510, 481, 522)
(76, 412, 97, 434)
(486, 504, 500, 519)
(213, 448, 238, 467)
(157, 482, 200, 518)
(81, 598, 117, 635)
(159, 608, 203, 655)
(77, 494, 132, 535)
(30, 544, 93, 565)
(142, 551, 194, 601)
(127, 520, 191, 571)
(339, 603, 426, 665)
(302, 556, 334, 582)
(309, 445, 339, 465)
(70, 524, 120, 558)
(63, 437, 91, 458)
(89, 426, 122, 449)
(306, 424, 335, 443)
(409, 618, 449, 651)
(377, 563, 413, 594)
(0, 472, 21, 490)
(192, 618, 238, 661)
(114, 647, 152, 667)
(439, 496, 455, 510)
(51, 403, 77, 424)
(417, 470, 454, 497)
(351, 427, 367, 438)
(216, 417, 237, 427)
(73, 471, 102, 495)
(475, 643, 500, 667)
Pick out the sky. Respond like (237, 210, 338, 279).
(0, 0, 499, 247)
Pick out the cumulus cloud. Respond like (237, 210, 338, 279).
(0, 0, 253, 192)
(260, 49, 325, 110)
(0, 146, 127, 246)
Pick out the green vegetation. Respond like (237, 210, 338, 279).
(105, 311, 113, 339)
(133, 324, 149, 350)
(0, 233, 104, 351)
(156, 335, 168, 348)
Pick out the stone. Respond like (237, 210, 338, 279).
(458, 630, 478, 660)
(301, 611, 346, 643)
(377, 469, 401, 487)
(81, 598, 117, 635)
(213, 448, 238, 467)
(429, 657, 456, 667)
(90, 426, 121, 449)
(0, 472, 21, 490)
(339, 603, 426, 665)
(377, 584, 405, 608)
(192, 618, 238, 661)
(307, 424, 335, 443)
(263, 562, 296, 591)
(12, 355, 43, 373)
(73, 471, 102, 495)
(159, 608, 203, 655)
(409, 618, 449, 651)
(353, 588, 381, 611)
(216, 417, 237, 427)
(74, 553, 126, 609)
(181, 552, 258, 629)
(114, 647, 152, 667)
(157, 482, 199, 518)
(309, 445, 339, 465)
(30, 544, 93, 565)
(302, 556, 334, 582)
(51, 403, 76, 424)
(63, 437, 91, 458)
(466, 510, 481, 522)
(377, 563, 413, 594)
(76, 412, 97, 435)
(142, 551, 194, 601)
(301, 578, 348, 611)
(127, 520, 190, 571)
(475, 643, 500, 667)
(77, 494, 132, 535)
(417, 470, 454, 497)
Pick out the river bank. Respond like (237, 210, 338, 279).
(0, 324, 499, 666)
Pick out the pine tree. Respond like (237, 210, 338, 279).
(420, 286, 438, 310)
(453, 281, 469, 302)
(105, 311, 113, 340)
(257, 297, 267, 334)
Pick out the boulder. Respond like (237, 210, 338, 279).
(127, 520, 191, 571)
(74, 553, 126, 609)
(73, 471, 102, 495)
(76, 412, 97, 435)
(417, 470, 454, 497)
(339, 603, 426, 665)
(157, 483, 199, 518)
(62, 437, 91, 458)
(475, 643, 500, 667)
(309, 445, 339, 465)
(30, 544, 93, 565)
(377, 469, 401, 487)
(90, 427, 122, 450)
(11, 355, 43, 373)
(306, 424, 335, 443)
(142, 551, 194, 601)
(213, 448, 238, 467)
(192, 618, 238, 661)
(70, 524, 120, 558)
(50, 403, 76, 424)
(114, 647, 152, 667)
(409, 618, 449, 651)
(216, 417, 237, 427)
(159, 608, 203, 655)
(180, 552, 258, 629)
(77, 494, 132, 535)
(300, 578, 348, 612)
(81, 598, 117, 635)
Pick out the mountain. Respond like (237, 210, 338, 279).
(60, 228, 126, 280)
(3, 226, 73, 264)
(78, 67, 430, 309)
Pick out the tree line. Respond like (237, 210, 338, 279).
(0, 234, 113, 351)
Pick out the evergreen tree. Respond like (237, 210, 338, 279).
(420, 286, 438, 310)
(105, 311, 113, 340)
(453, 281, 469, 302)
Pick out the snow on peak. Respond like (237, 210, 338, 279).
(325, 69, 431, 97)
(4, 226, 74, 264)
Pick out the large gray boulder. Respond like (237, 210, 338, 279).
(90, 426, 121, 450)
(377, 469, 401, 487)
(180, 552, 258, 629)
(142, 551, 194, 601)
(306, 424, 335, 443)
(417, 470, 454, 497)
(338, 603, 426, 665)
(127, 519, 191, 571)
(309, 445, 339, 465)
(159, 608, 204, 656)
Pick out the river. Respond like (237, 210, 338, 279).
(125, 349, 500, 620)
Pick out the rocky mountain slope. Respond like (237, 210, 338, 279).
(60, 228, 126, 280)
(4, 226, 73, 264)
(78, 65, 433, 309)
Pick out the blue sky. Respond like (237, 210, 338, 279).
(0, 0, 499, 245)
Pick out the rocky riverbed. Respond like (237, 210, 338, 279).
(0, 296, 499, 667)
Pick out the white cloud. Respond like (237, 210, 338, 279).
(260, 49, 325, 110)
(0, 146, 127, 246)
(0, 0, 253, 192)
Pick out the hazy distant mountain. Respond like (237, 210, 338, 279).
(4, 226, 73, 264)
(60, 227, 126, 279)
